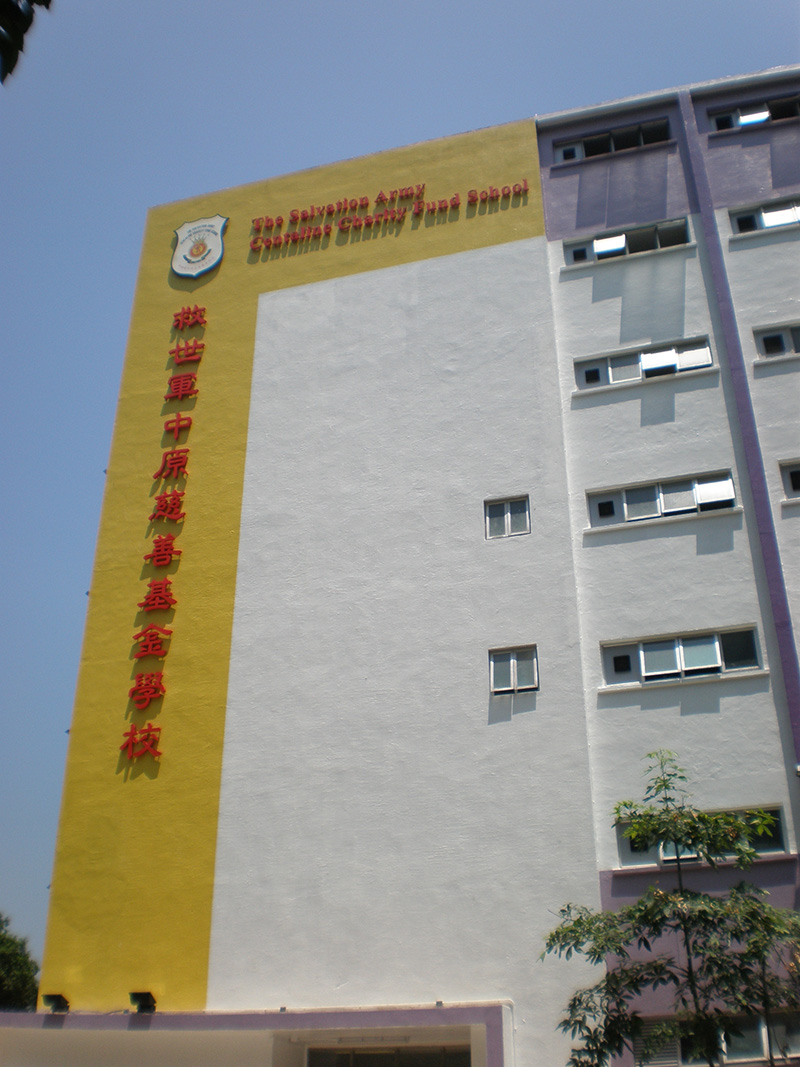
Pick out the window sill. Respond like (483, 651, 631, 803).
(599, 667, 769, 694)
(549, 139, 677, 171)
(561, 240, 696, 273)
(571, 364, 718, 398)
(729, 222, 800, 244)
(781, 497, 800, 510)
(583, 505, 743, 535)
(612, 849, 796, 875)
(754, 353, 800, 369)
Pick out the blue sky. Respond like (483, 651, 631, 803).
(1, 0, 798, 967)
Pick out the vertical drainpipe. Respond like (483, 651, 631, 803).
(677, 90, 800, 769)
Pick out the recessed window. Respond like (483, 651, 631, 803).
(732, 200, 800, 233)
(780, 463, 800, 500)
(711, 94, 800, 130)
(553, 119, 670, 163)
(619, 808, 785, 869)
(576, 339, 712, 390)
(588, 473, 734, 527)
(490, 646, 538, 693)
(755, 323, 800, 358)
(484, 497, 530, 539)
(567, 217, 689, 264)
(602, 628, 759, 686)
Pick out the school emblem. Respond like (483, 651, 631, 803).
(171, 215, 229, 278)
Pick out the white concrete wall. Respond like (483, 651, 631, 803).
(208, 241, 600, 1066)
(547, 220, 797, 872)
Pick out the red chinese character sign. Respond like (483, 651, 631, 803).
(120, 723, 163, 761)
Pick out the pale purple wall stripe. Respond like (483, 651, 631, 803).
(677, 90, 800, 762)
(0, 1002, 507, 1067)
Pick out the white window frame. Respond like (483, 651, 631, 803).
(603, 628, 760, 687)
(588, 473, 735, 527)
(566, 217, 690, 264)
(489, 646, 539, 694)
(575, 339, 712, 391)
(484, 497, 531, 539)
(731, 199, 800, 234)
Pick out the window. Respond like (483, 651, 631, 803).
(490, 646, 538, 693)
(711, 93, 800, 130)
(635, 1014, 800, 1066)
(484, 497, 530, 539)
(781, 463, 800, 500)
(618, 809, 785, 869)
(554, 118, 670, 162)
(588, 473, 735, 527)
(731, 199, 800, 233)
(755, 323, 800, 358)
(567, 218, 689, 264)
(602, 629, 759, 686)
(576, 339, 713, 390)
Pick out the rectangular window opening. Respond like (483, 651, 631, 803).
(490, 646, 539, 693)
(484, 496, 530, 539)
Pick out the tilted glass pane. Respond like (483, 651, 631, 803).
(515, 649, 537, 689)
(762, 205, 798, 227)
(594, 233, 626, 257)
(625, 485, 660, 520)
(492, 653, 512, 690)
(660, 480, 695, 514)
(641, 348, 678, 375)
(681, 634, 720, 672)
(720, 630, 758, 670)
(642, 640, 680, 676)
(487, 503, 505, 538)
(738, 107, 770, 125)
(677, 344, 712, 369)
(508, 498, 529, 534)
(695, 475, 735, 505)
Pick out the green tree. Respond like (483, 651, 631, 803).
(0, 912, 38, 1011)
(542, 752, 800, 1067)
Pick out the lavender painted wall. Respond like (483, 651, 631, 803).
(538, 103, 698, 241)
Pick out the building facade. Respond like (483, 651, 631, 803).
(3, 67, 800, 1066)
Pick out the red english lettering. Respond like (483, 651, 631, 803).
(513, 184, 522, 195)
(275, 216, 284, 227)
(338, 217, 351, 231)
(450, 193, 461, 208)
(502, 186, 511, 197)
(324, 224, 332, 235)
(375, 191, 388, 204)
(438, 199, 448, 211)
(468, 190, 478, 204)
(289, 209, 299, 222)
(250, 236, 262, 251)
(415, 184, 425, 196)
(252, 218, 263, 232)
(359, 196, 369, 208)
(349, 198, 358, 210)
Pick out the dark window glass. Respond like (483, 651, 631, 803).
(720, 630, 758, 670)
(572, 246, 588, 262)
(583, 133, 612, 157)
(584, 367, 601, 384)
(736, 213, 758, 233)
(598, 500, 615, 517)
(613, 654, 632, 673)
(763, 333, 786, 355)
(790, 469, 800, 492)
